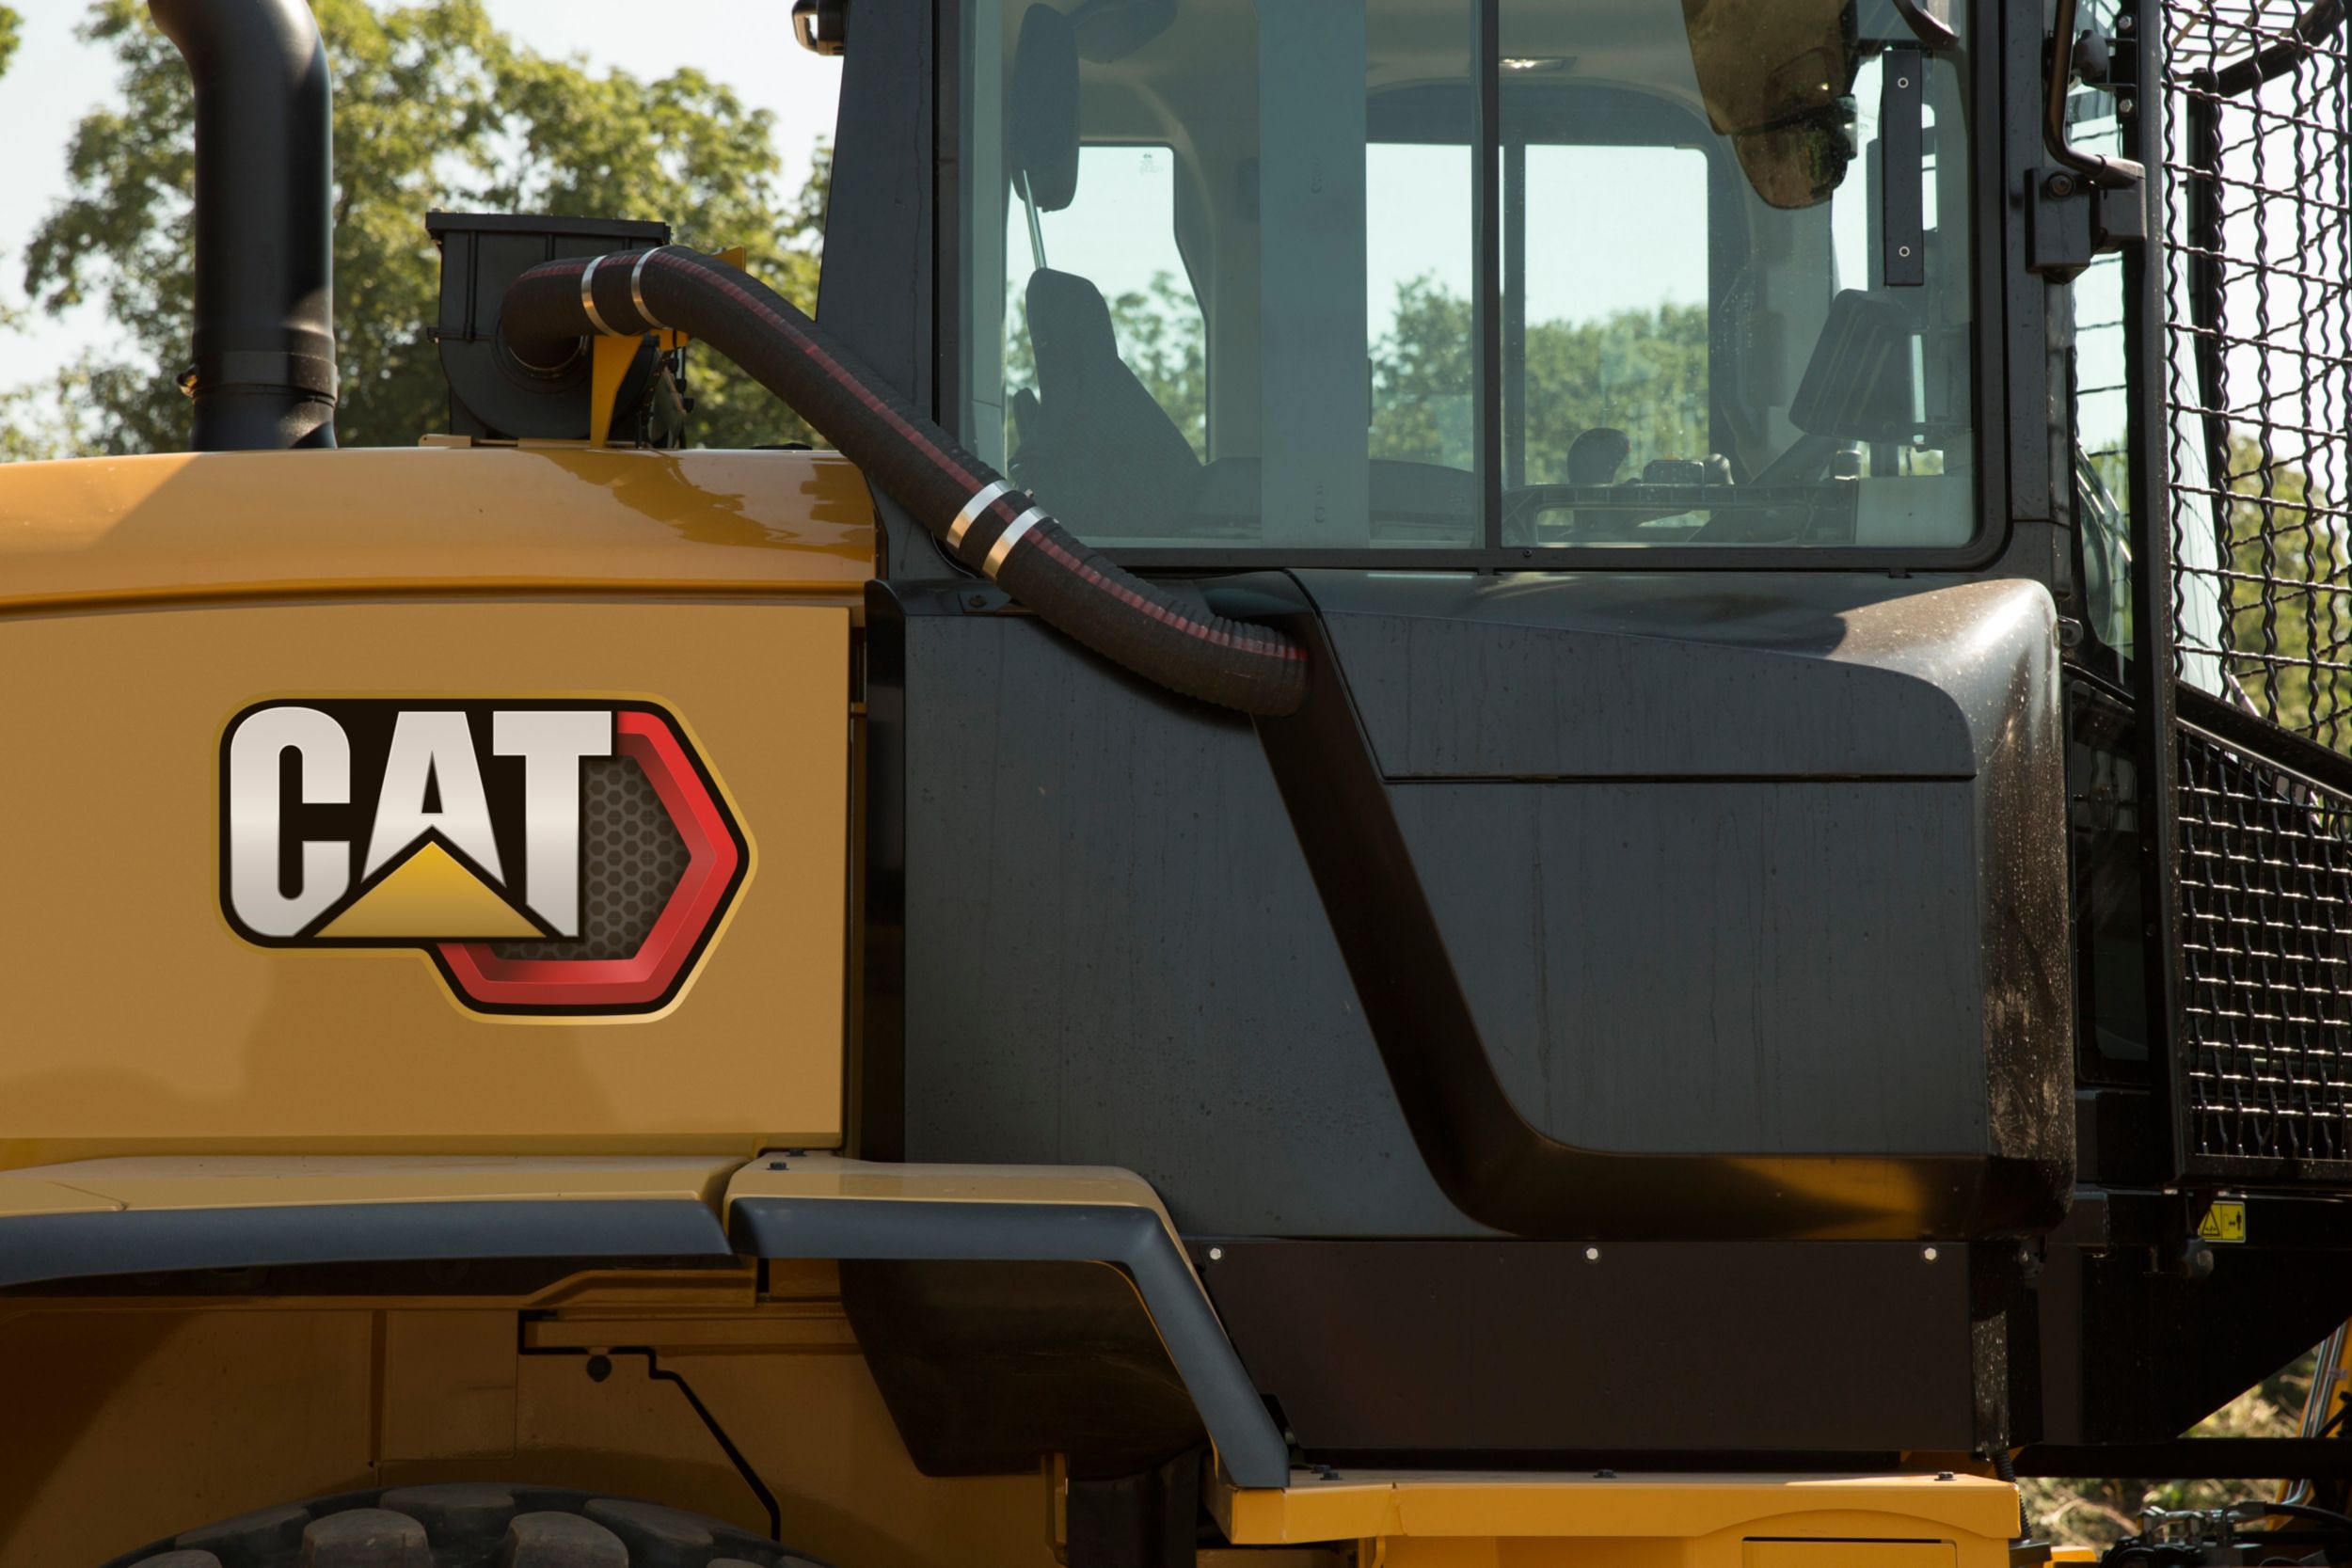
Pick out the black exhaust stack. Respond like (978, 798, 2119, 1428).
(151, 0, 338, 450)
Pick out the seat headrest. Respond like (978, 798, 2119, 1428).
(1026, 267, 1119, 375)
(1011, 6, 1082, 213)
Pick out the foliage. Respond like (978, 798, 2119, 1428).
(1003, 268, 1710, 483)
(1368, 277, 1710, 480)
(2024, 1351, 2317, 1546)
(2198, 436, 2352, 745)
(0, 7, 20, 81)
(11, 0, 828, 456)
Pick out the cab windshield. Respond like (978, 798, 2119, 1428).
(958, 0, 1977, 556)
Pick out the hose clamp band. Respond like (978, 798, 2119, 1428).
(630, 246, 673, 331)
(983, 506, 1048, 578)
(947, 479, 1014, 549)
(580, 255, 617, 336)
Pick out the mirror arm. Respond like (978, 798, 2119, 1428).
(1892, 0, 1959, 52)
(1018, 168, 1049, 271)
(2043, 0, 2145, 190)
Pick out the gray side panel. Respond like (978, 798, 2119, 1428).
(1312, 573, 2052, 781)
(1334, 613, 1975, 779)
(898, 616, 1473, 1236)
(1398, 780, 1989, 1154)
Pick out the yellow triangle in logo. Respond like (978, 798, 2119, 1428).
(316, 840, 547, 941)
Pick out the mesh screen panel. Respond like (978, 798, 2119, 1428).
(2160, 0, 2352, 1171)
(489, 754, 691, 962)
(2177, 716, 2352, 1170)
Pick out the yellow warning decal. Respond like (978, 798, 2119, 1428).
(2198, 1199, 2248, 1243)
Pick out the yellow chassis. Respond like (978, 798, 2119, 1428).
(2, 1153, 2025, 1567)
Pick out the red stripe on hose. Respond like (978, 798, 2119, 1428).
(1025, 530, 1309, 661)
(646, 252, 993, 496)
(553, 252, 991, 494)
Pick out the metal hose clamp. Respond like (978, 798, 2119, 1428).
(580, 254, 618, 336)
(630, 246, 675, 332)
(983, 506, 1048, 578)
(948, 479, 1014, 548)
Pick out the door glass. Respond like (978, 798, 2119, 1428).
(1368, 142, 1476, 475)
(1003, 145, 1206, 463)
(959, 0, 1979, 556)
(1511, 144, 1710, 490)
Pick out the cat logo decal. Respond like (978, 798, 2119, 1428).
(221, 701, 745, 1015)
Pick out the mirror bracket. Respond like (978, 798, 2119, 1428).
(1892, 0, 1959, 51)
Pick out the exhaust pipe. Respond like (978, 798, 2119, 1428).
(151, 0, 338, 450)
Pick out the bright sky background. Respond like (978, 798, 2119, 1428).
(0, 1, 844, 377)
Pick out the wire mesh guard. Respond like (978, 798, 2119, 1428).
(2177, 717, 2352, 1168)
(2161, 0, 2352, 1169)
(2163, 0, 2352, 731)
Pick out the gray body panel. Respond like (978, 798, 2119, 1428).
(1401, 779, 1984, 1153)
(1314, 570, 2068, 1164)
(895, 571, 2069, 1232)
(897, 614, 1470, 1235)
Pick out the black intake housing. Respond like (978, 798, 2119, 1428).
(428, 212, 674, 442)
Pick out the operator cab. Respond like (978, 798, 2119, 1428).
(958, 0, 1978, 557)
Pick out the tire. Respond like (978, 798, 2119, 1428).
(103, 1484, 826, 1568)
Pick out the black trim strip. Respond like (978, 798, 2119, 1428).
(1102, 543, 2006, 573)
(1882, 47, 1928, 287)
(0, 1198, 732, 1290)
(2174, 681, 2352, 803)
(2123, 46, 2188, 1180)
(727, 1195, 1292, 1488)
(1474, 0, 1502, 552)
(1246, 596, 2068, 1243)
(2019, 1439, 2352, 1480)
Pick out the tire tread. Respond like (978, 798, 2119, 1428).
(104, 1487, 803, 1568)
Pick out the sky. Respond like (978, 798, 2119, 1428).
(0, 0, 845, 375)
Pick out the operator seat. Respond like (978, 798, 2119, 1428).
(1004, 3, 1202, 538)
(1012, 270, 1202, 537)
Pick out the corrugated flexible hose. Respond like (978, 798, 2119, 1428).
(501, 245, 1309, 718)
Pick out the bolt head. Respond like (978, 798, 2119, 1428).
(1208, 1245, 1224, 1261)
(1923, 1245, 1940, 1262)
(1584, 1245, 1601, 1261)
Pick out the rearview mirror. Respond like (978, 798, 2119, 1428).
(1010, 5, 1081, 213)
(1680, 0, 1859, 209)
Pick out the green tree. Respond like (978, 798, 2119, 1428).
(12, 0, 828, 456)
(2023, 1349, 2315, 1546)
(0, 8, 22, 80)
(1369, 274, 1710, 480)
(2188, 436, 2352, 745)
(1001, 269, 1706, 483)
